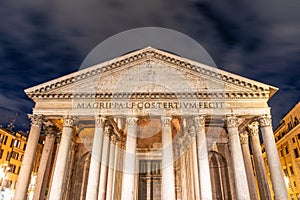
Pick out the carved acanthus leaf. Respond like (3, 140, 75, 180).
(225, 116, 238, 128)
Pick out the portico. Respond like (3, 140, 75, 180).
(14, 47, 288, 200)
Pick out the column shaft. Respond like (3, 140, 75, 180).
(191, 137, 201, 199)
(33, 128, 56, 200)
(48, 116, 75, 200)
(106, 137, 116, 200)
(161, 116, 176, 200)
(226, 116, 250, 200)
(194, 116, 212, 200)
(98, 130, 111, 200)
(179, 144, 187, 200)
(80, 154, 91, 200)
(248, 122, 272, 200)
(86, 116, 106, 200)
(239, 132, 259, 200)
(121, 117, 138, 200)
(14, 115, 43, 200)
(174, 140, 182, 200)
(259, 115, 288, 200)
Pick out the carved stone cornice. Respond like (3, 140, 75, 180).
(63, 116, 76, 128)
(95, 115, 106, 128)
(126, 117, 138, 126)
(239, 132, 249, 145)
(258, 115, 272, 128)
(27, 91, 270, 100)
(247, 121, 259, 137)
(161, 116, 172, 127)
(193, 115, 206, 128)
(28, 114, 44, 126)
(225, 115, 238, 128)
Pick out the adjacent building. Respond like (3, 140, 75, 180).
(262, 101, 300, 200)
(0, 127, 27, 192)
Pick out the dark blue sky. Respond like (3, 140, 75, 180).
(0, 0, 299, 130)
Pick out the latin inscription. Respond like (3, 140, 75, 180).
(75, 101, 224, 109)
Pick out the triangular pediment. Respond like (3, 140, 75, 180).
(25, 47, 277, 100)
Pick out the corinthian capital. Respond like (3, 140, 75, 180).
(225, 115, 238, 128)
(28, 114, 44, 126)
(95, 115, 106, 128)
(247, 121, 259, 136)
(126, 117, 138, 126)
(161, 116, 172, 127)
(188, 125, 196, 137)
(63, 116, 76, 128)
(239, 132, 249, 144)
(193, 115, 206, 128)
(258, 115, 272, 128)
(45, 125, 59, 137)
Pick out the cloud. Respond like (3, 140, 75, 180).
(0, 0, 299, 129)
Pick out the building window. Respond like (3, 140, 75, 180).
(23, 144, 26, 150)
(10, 139, 14, 148)
(11, 151, 19, 160)
(285, 146, 289, 154)
(290, 166, 294, 175)
(6, 151, 11, 161)
(0, 149, 3, 159)
(296, 193, 300, 200)
(3, 136, 8, 145)
(294, 181, 297, 187)
(292, 138, 296, 143)
(298, 133, 300, 139)
(8, 164, 16, 173)
(291, 194, 295, 200)
(284, 168, 288, 176)
(288, 122, 293, 130)
(3, 180, 12, 188)
(0, 134, 5, 143)
(294, 117, 299, 126)
(294, 148, 300, 158)
(280, 149, 284, 157)
(20, 155, 24, 161)
(14, 140, 21, 148)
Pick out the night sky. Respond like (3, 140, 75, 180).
(0, 0, 299, 131)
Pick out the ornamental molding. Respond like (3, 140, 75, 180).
(63, 116, 76, 128)
(188, 125, 196, 137)
(239, 132, 249, 144)
(225, 116, 238, 128)
(193, 115, 206, 128)
(45, 125, 59, 137)
(25, 47, 277, 100)
(28, 114, 44, 126)
(95, 115, 106, 128)
(26, 91, 270, 100)
(247, 121, 259, 136)
(161, 116, 172, 127)
(258, 115, 272, 128)
(104, 124, 114, 136)
(126, 117, 138, 126)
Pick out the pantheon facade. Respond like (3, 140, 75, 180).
(14, 47, 288, 200)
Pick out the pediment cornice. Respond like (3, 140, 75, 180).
(25, 47, 278, 100)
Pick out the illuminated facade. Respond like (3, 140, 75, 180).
(13, 47, 289, 200)
(262, 101, 300, 200)
(0, 127, 27, 192)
